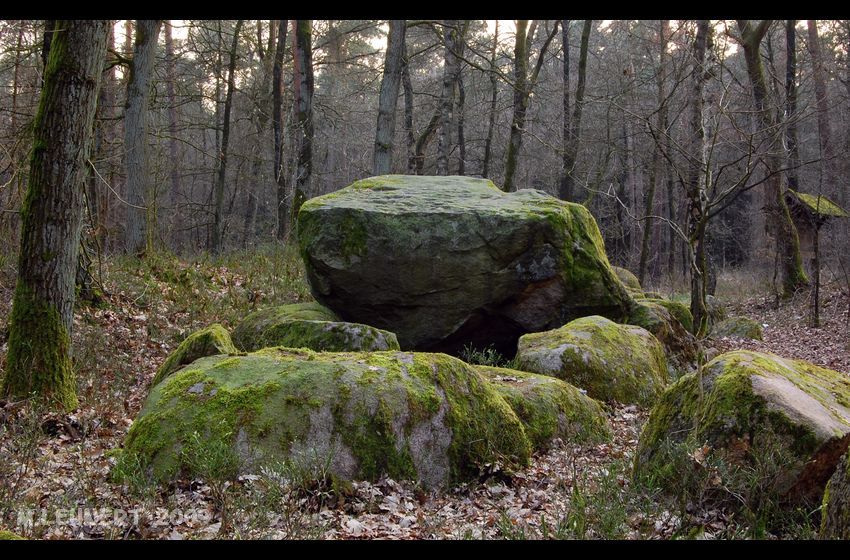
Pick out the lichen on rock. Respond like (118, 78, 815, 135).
(515, 315, 669, 407)
(635, 350, 850, 509)
(475, 365, 612, 450)
(120, 349, 532, 489)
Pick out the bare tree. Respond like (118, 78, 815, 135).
(373, 20, 406, 175)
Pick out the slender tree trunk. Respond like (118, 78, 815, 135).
(504, 20, 529, 192)
(273, 19, 289, 240)
(738, 20, 809, 298)
(414, 112, 440, 175)
(482, 21, 499, 179)
(402, 50, 416, 174)
(687, 20, 710, 337)
(457, 72, 466, 175)
(291, 19, 314, 225)
(2, 20, 109, 411)
(785, 20, 802, 191)
(373, 20, 406, 175)
(436, 20, 462, 176)
(558, 19, 591, 201)
(807, 20, 838, 197)
(639, 20, 669, 285)
(164, 21, 182, 250)
(124, 20, 161, 256)
(211, 20, 243, 254)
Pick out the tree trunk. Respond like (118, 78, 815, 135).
(291, 19, 314, 225)
(2, 20, 109, 411)
(402, 50, 416, 174)
(273, 19, 289, 240)
(687, 20, 710, 337)
(414, 112, 440, 175)
(373, 20, 406, 175)
(456, 72, 466, 175)
(738, 20, 809, 298)
(211, 20, 243, 254)
(124, 20, 161, 256)
(164, 21, 182, 249)
(785, 20, 802, 191)
(436, 20, 462, 176)
(807, 20, 838, 197)
(503, 20, 529, 192)
(639, 20, 669, 285)
(482, 21, 499, 179)
(559, 20, 592, 201)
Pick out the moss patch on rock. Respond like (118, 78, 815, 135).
(152, 324, 238, 387)
(120, 349, 531, 489)
(515, 315, 668, 407)
(238, 317, 400, 354)
(475, 365, 612, 450)
(612, 266, 642, 294)
(637, 297, 694, 333)
(0, 530, 24, 540)
(712, 316, 764, 341)
(635, 350, 850, 510)
(232, 302, 339, 350)
(625, 299, 699, 367)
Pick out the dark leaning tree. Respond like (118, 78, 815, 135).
(1, 20, 110, 411)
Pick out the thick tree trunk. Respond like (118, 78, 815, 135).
(2, 20, 109, 410)
(436, 20, 462, 176)
(124, 20, 161, 256)
(273, 19, 289, 240)
(373, 20, 406, 175)
(291, 19, 314, 225)
(738, 20, 808, 298)
(211, 20, 243, 254)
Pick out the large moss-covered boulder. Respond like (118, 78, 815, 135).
(625, 299, 699, 366)
(152, 324, 237, 387)
(121, 349, 531, 489)
(820, 451, 850, 539)
(635, 350, 850, 508)
(475, 365, 612, 450)
(712, 316, 763, 341)
(637, 297, 694, 333)
(297, 175, 634, 355)
(670, 293, 727, 331)
(515, 316, 668, 407)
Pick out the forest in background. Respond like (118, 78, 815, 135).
(1, 20, 847, 293)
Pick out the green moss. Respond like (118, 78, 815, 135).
(612, 266, 641, 292)
(121, 349, 531, 488)
(0, 530, 24, 540)
(247, 319, 400, 354)
(232, 302, 338, 350)
(788, 190, 848, 218)
(625, 299, 698, 366)
(475, 365, 612, 450)
(712, 316, 764, 341)
(635, 350, 850, 509)
(637, 298, 694, 333)
(152, 323, 238, 387)
(517, 316, 668, 407)
(1, 282, 78, 411)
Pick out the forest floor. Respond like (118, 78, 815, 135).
(0, 247, 847, 540)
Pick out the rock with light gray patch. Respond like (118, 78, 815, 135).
(297, 174, 634, 356)
(515, 315, 668, 407)
(635, 350, 850, 509)
(120, 348, 531, 489)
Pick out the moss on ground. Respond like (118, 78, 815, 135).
(152, 323, 238, 387)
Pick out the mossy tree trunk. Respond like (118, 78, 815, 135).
(373, 20, 406, 176)
(2, 20, 109, 411)
(124, 20, 161, 257)
(737, 20, 809, 298)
